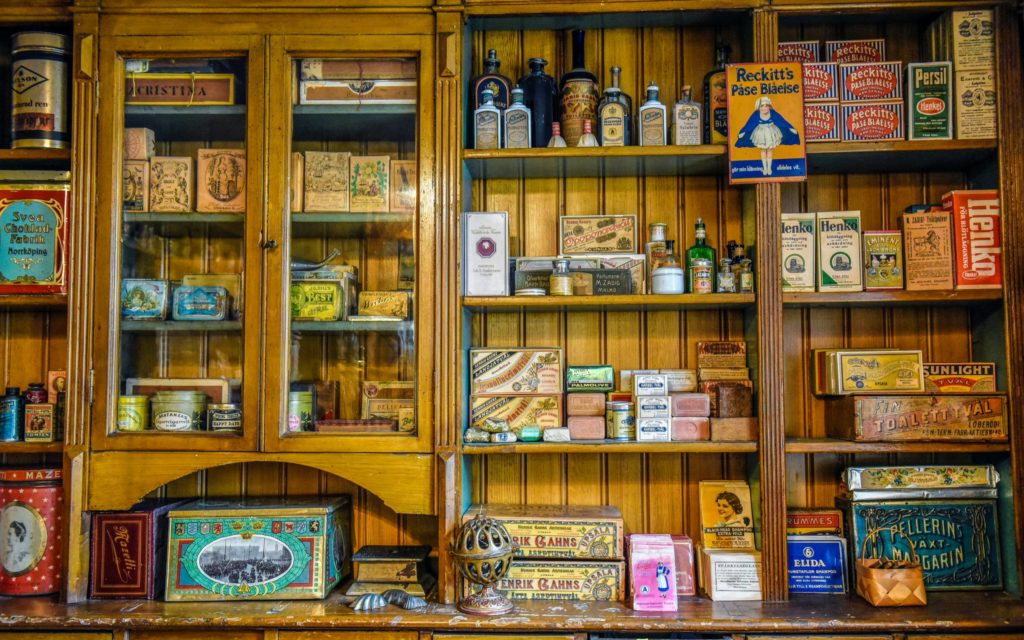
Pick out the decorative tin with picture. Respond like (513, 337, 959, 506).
(0, 177, 70, 294)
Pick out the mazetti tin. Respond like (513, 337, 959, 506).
(11, 32, 69, 150)
(0, 467, 63, 595)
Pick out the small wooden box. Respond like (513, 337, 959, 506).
(825, 393, 1007, 442)
(304, 151, 350, 212)
(148, 156, 193, 212)
(196, 149, 245, 213)
(349, 155, 390, 212)
(710, 417, 758, 441)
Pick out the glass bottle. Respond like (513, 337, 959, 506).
(518, 58, 558, 147)
(577, 119, 598, 147)
(739, 258, 755, 293)
(504, 86, 532, 149)
(686, 217, 717, 293)
(651, 241, 685, 295)
(703, 44, 731, 144)
(559, 29, 600, 147)
(644, 222, 668, 293)
(549, 259, 573, 296)
(717, 258, 737, 293)
(661, 240, 680, 268)
(547, 121, 567, 148)
(638, 82, 667, 146)
(673, 85, 702, 146)
(473, 89, 502, 150)
(470, 48, 512, 111)
(598, 66, 632, 146)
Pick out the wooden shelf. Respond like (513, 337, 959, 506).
(0, 294, 67, 310)
(464, 440, 757, 454)
(293, 104, 415, 142)
(124, 105, 246, 141)
(121, 320, 242, 332)
(463, 145, 727, 178)
(291, 211, 413, 238)
(292, 319, 412, 332)
(806, 139, 997, 174)
(786, 438, 1011, 454)
(0, 441, 62, 454)
(123, 211, 244, 237)
(463, 293, 755, 312)
(783, 289, 1002, 308)
(0, 148, 71, 168)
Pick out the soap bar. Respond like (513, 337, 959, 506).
(492, 431, 518, 443)
(542, 427, 571, 442)
(566, 393, 607, 417)
(662, 369, 697, 393)
(518, 426, 542, 442)
(671, 417, 710, 441)
(463, 428, 489, 443)
(710, 417, 758, 441)
(633, 374, 667, 397)
(714, 383, 753, 418)
(671, 393, 711, 417)
(620, 369, 657, 391)
(568, 416, 604, 440)
(565, 365, 615, 392)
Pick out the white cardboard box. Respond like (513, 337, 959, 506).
(462, 212, 509, 296)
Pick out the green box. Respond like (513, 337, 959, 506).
(566, 365, 615, 392)
(907, 62, 952, 140)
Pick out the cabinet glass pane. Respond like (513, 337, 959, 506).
(287, 57, 417, 436)
(116, 56, 247, 436)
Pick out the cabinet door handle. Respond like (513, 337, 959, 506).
(260, 239, 278, 250)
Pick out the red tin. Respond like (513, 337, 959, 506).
(0, 467, 63, 595)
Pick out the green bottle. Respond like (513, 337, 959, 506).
(686, 217, 717, 293)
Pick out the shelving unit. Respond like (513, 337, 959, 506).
(785, 439, 1011, 455)
(120, 320, 242, 332)
(783, 289, 1002, 307)
(0, 441, 63, 454)
(463, 293, 754, 311)
(464, 441, 758, 454)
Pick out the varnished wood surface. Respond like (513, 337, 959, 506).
(0, 294, 68, 309)
(1, 592, 1022, 632)
(785, 439, 1011, 454)
(464, 441, 758, 454)
(0, 442, 63, 454)
(783, 290, 1002, 308)
(464, 293, 754, 312)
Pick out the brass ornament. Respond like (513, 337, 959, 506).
(451, 513, 515, 616)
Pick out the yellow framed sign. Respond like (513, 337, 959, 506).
(727, 62, 806, 184)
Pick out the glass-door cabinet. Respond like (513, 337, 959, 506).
(91, 36, 265, 451)
(262, 35, 435, 453)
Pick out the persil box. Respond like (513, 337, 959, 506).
(778, 41, 820, 63)
(840, 62, 902, 102)
(805, 103, 841, 142)
(803, 62, 838, 102)
(842, 102, 904, 141)
(826, 39, 885, 63)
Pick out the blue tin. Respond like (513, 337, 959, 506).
(172, 285, 228, 321)
(0, 387, 24, 442)
(837, 497, 1002, 590)
(121, 279, 168, 320)
(787, 535, 847, 594)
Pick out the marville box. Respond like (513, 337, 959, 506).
(148, 156, 193, 212)
(781, 212, 816, 291)
(495, 560, 625, 601)
(358, 290, 411, 318)
(90, 499, 191, 599)
(826, 393, 1007, 442)
(559, 214, 637, 255)
(837, 497, 1002, 590)
(196, 149, 246, 213)
(470, 348, 563, 395)
(165, 497, 352, 601)
(464, 504, 624, 560)
(901, 208, 954, 290)
(462, 211, 509, 296)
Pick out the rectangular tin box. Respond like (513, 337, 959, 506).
(120, 279, 169, 320)
(462, 212, 509, 297)
(901, 209, 954, 290)
(290, 281, 342, 321)
(470, 395, 562, 432)
(844, 465, 998, 492)
(839, 62, 903, 102)
(90, 499, 191, 599)
(495, 560, 624, 601)
(862, 231, 903, 291)
(836, 497, 1002, 590)
(924, 362, 996, 393)
(778, 41, 820, 63)
(841, 102, 905, 141)
(787, 535, 847, 594)
(358, 290, 410, 318)
(804, 102, 841, 143)
(464, 504, 624, 560)
(825, 39, 885, 63)
(165, 497, 352, 601)
(172, 285, 229, 321)
(944, 189, 1002, 290)
(559, 215, 637, 255)
(470, 348, 563, 395)
(781, 212, 816, 291)
(0, 182, 69, 294)
(907, 62, 953, 140)
(825, 393, 1007, 442)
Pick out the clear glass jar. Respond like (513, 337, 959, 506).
(549, 259, 573, 296)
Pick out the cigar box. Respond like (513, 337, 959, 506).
(671, 535, 696, 596)
(566, 393, 607, 417)
(907, 62, 952, 140)
(148, 156, 193, 212)
(463, 211, 509, 297)
(841, 102, 905, 141)
(299, 80, 417, 105)
(124, 127, 155, 160)
(90, 499, 191, 599)
(825, 39, 885, 63)
(559, 214, 637, 255)
(567, 416, 604, 440)
(24, 403, 56, 442)
(671, 416, 709, 441)
(358, 290, 411, 318)
(923, 362, 996, 392)
(802, 62, 838, 101)
(349, 155, 389, 213)
(122, 160, 149, 211)
(955, 69, 997, 139)
(495, 560, 625, 601)
(196, 148, 245, 213)
(862, 230, 903, 290)
(290, 152, 304, 212)
(464, 504, 624, 560)
(470, 348, 563, 395)
(825, 393, 1007, 442)
(714, 383, 753, 418)
(778, 41, 820, 63)
(699, 480, 755, 550)
(787, 535, 847, 594)
(696, 341, 747, 369)
(565, 365, 614, 392)
(839, 62, 903, 102)
(389, 160, 416, 213)
(710, 417, 758, 441)
(303, 151, 350, 212)
(698, 547, 762, 601)
(817, 210, 863, 291)
(837, 496, 1002, 589)
(786, 508, 843, 536)
(804, 102, 841, 142)
(781, 213, 816, 290)
(901, 209, 954, 290)
(470, 395, 562, 432)
(662, 369, 697, 393)
(944, 189, 1001, 289)
(345, 545, 434, 597)
(299, 58, 417, 81)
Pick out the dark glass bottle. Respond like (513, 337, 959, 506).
(598, 66, 633, 146)
(469, 49, 512, 148)
(518, 58, 558, 147)
(559, 29, 600, 147)
(703, 44, 731, 144)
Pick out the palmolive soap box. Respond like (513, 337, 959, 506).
(804, 103, 841, 142)
(842, 102, 904, 141)
(464, 504, 624, 559)
(840, 62, 902, 102)
(943, 190, 1001, 289)
(803, 62, 838, 102)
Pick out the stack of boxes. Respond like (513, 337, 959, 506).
(786, 508, 848, 594)
(927, 10, 996, 139)
(467, 348, 564, 443)
(834, 41, 905, 142)
(565, 365, 614, 441)
(697, 341, 756, 441)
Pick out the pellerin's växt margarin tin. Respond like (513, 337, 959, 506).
(11, 32, 68, 149)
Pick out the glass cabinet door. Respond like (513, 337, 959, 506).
(91, 36, 264, 451)
(263, 35, 435, 453)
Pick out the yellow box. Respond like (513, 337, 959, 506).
(358, 290, 411, 318)
(495, 560, 624, 601)
(829, 350, 924, 394)
(470, 395, 562, 432)
(290, 281, 341, 321)
(463, 504, 624, 560)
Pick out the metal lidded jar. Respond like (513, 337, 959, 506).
(11, 32, 69, 149)
(605, 401, 635, 440)
(207, 403, 242, 433)
(691, 258, 714, 294)
(117, 395, 149, 432)
(288, 391, 314, 432)
(548, 259, 573, 296)
(150, 390, 206, 432)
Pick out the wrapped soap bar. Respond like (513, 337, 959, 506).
(629, 534, 677, 611)
(542, 427, 571, 442)
(662, 369, 697, 393)
(566, 393, 607, 417)
(565, 365, 614, 392)
(567, 416, 604, 440)
(671, 393, 711, 417)
(636, 395, 670, 419)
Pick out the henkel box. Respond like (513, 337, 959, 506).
(840, 62, 902, 102)
(781, 212, 816, 291)
(804, 103, 841, 142)
(955, 69, 997, 139)
(826, 39, 885, 63)
(778, 41, 820, 63)
(943, 190, 1001, 290)
(803, 62, 838, 102)
(901, 209, 954, 290)
(841, 102, 904, 141)
(907, 62, 953, 140)
(816, 211, 862, 292)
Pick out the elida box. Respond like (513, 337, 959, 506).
(943, 190, 1002, 290)
(165, 497, 352, 601)
(781, 212, 815, 292)
(462, 212, 509, 296)
(787, 535, 847, 594)
(698, 547, 762, 601)
(464, 504, 624, 560)
(816, 211, 862, 292)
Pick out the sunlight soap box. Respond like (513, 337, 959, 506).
(816, 211, 862, 292)
(165, 498, 351, 601)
